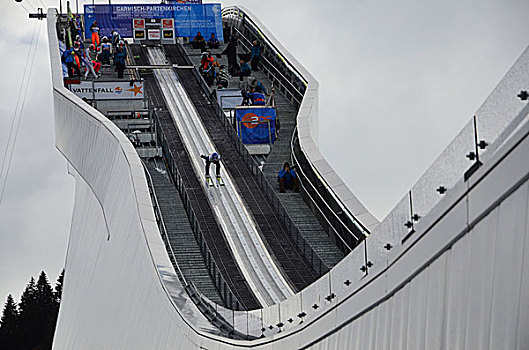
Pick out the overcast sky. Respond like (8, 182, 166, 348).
(0, 0, 528, 305)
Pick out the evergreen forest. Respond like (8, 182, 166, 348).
(0, 270, 63, 350)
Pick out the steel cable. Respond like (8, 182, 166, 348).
(0, 21, 41, 207)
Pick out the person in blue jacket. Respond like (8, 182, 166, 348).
(207, 33, 219, 49)
(114, 46, 126, 79)
(245, 90, 266, 106)
(240, 59, 251, 80)
(63, 48, 80, 77)
(278, 162, 299, 193)
(250, 40, 262, 71)
(250, 78, 268, 95)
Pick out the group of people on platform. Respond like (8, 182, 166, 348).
(192, 31, 220, 51)
(60, 20, 128, 80)
(59, 16, 298, 193)
(193, 31, 272, 109)
(193, 31, 263, 83)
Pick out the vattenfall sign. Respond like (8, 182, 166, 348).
(69, 81, 144, 100)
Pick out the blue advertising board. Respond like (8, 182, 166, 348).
(84, 4, 222, 40)
(166, 0, 202, 3)
(236, 107, 277, 145)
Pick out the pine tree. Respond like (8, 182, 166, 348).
(0, 294, 20, 348)
(34, 272, 57, 349)
(54, 270, 64, 304)
(35, 272, 55, 309)
(18, 276, 38, 349)
(2, 271, 63, 350)
(18, 277, 37, 316)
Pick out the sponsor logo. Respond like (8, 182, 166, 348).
(126, 84, 143, 96)
(148, 29, 161, 40)
(133, 19, 145, 29)
(69, 82, 144, 99)
(162, 19, 173, 29)
(241, 113, 272, 129)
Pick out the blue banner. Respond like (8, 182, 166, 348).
(166, 0, 202, 3)
(236, 107, 277, 145)
(84, 4, 222, 40)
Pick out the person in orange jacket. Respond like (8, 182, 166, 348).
(90, 21, 100, 46)
(73, 43, 82, 73)
(200, 51, 214, 71)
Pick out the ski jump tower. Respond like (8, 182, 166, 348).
(47, 5, 529, 349)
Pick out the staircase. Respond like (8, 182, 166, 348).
(145, 160, 224, 305)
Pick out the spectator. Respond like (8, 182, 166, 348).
(242, 89, 266, 106)
(58, 37, 68, 78)
(72, 43, 82, 75)
(114, 46, 126, 79)
(89, 21, 100, 47)
(221, 41, 239, 76)
(240, 59, 251, 79)
(111, 30, 121, 51)
(229, 32, 239, 46)
(118, 40, 128, 56)
(99, 36, 111, 66)
(83, 45, 99, 79)
(250, 41, 262, 71)
(277, 162, 299, 193)
(207, 33, 219, 49)
(63, 48, 80, 78)
(200, 51, 214, 72)
(74, 35, 83, 50)
(202, 64, 216, 86)
(217, 65, 229, 89)
(200, 153, 221, 177)
(192, 31, 206, 51)
(223, 25, 231, 43)
(88, 44, 101, 74)
(250, 78, 268, 95)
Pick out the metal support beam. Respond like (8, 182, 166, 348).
(29, 8, 47, 20)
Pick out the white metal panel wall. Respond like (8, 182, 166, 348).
(301, 180, 529, 350)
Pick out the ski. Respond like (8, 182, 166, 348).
(216, 176, 225, 186)
(206, 175, 215, 187)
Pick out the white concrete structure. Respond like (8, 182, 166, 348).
(49, 6, 529, 349)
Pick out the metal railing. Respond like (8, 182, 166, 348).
(138, 171, 250, 339)
(291, 131, 357, 253)
(179, 44, 331, 277)
(222, 7, 370, 252)
(151, 108, 245, 311)
(141, 159, 188, 286)
(231, 27, 305, 108)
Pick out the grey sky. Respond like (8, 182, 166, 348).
(0, 0, 528, 304)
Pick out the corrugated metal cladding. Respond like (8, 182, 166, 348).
(311, 182, 529, 350)
(48, 7, 529, 350)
